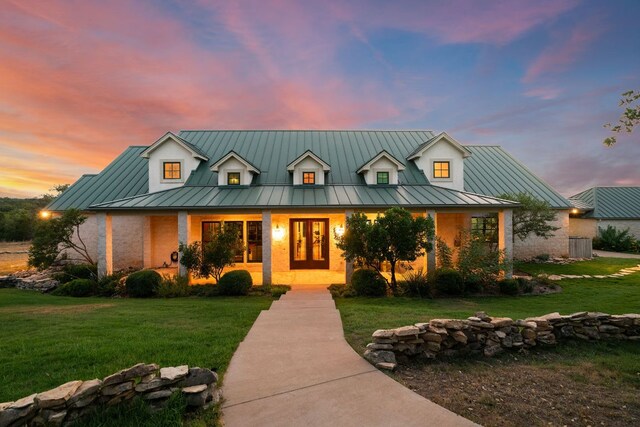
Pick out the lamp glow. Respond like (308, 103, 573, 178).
(571, 208, 579, 214)
(272, 225, 285, 241)
(334, 225, 345, 237)
(39, 210, 51, 219)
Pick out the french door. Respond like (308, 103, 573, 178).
(289, 219, 330, 269)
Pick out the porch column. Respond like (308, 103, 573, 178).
(345, 210, 354, 285)
(97, 212, 113, 279)
(498, 209, 513, 278)
(142, 216, 152, 268)
(262, 210, 272, 285)
(426, 210, 437, 273)
(178, 211, 191, 277)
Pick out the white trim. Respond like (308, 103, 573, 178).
(226, 169, 243, 186)
(357, 151, 405, 174)
(141, 132, 208, 161)
(287, 150, 331, 172)
(301, 170, 317, 185)
(160, 159, 185, 183)
(407, 132, 471, 160)
(210, 151, 260, 174)
(430, 158, 453, 182)
(375, 169, 392, 185)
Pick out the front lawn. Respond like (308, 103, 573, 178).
(515, 257, 639, 276)
(0, 290, 272, 402)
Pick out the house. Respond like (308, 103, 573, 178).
(569, 187, 640, 240)
(46, 130, 573, 285)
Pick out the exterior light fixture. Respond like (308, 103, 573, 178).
(334, 224, 345, 237)
(571, 208, 579, 215)
(39, 210, 51, 219)
(272, 225, 285, 241)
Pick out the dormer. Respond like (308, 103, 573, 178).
(287, 150, 330, 186)
(210, 151, 260, 186)
(141, 132, 208, 193)
(357, 150, 405, 185)
(407, 132, 471, 191)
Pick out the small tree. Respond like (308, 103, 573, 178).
(435, 236, 454, 269)
(29, 208, 93, 269)
(178, 222, 244, 282)
(498, 192, 559, 241)
(603, 89, 639, 146)
(336, 207, 434, 293)
(456, 231, 509, 286)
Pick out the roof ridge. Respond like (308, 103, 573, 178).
(179, 129, 436, 133)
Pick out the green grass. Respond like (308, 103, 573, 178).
(515, 257, 639, 276)
(0, 290, 272, 402)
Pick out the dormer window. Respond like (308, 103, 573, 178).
(376, 171, 389, 185)
(227, 172, 241, 185)
(163, 161, 182, 180)
(433, 161, 450, 179)
(303, 172, 316, 185)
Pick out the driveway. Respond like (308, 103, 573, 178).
(594, 250, 640, 259)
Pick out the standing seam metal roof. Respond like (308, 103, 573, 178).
(569, 187, 640, 219)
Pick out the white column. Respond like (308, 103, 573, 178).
(345, 210, 354, 285)
(178, 211, 191, 277)
(97, 212, 113, 279)
(498, 209, 513, 278)
(262, 210, 272, 285)
(426, 210, 437, 273)
(143, 216, 152, 268)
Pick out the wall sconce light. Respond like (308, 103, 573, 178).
(39, 210, 51, 219)
(334, 224, 345, 238)
(571, 208, 579, 215)
(272, 225, 285, 241)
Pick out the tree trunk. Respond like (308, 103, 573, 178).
(390, 260, 397, 294)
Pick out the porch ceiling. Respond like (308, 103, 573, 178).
(88, 184, 517, 211)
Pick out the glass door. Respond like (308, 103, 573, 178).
(290, 219, 329, 269)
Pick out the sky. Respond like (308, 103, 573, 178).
(0, 0, 639, 198)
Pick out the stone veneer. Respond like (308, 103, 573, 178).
(0, 363, 219, 427)
(364, 311, 640, 371)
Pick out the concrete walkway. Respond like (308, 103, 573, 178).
(222, 289, 477, 426)
(594, 249, 640, 259)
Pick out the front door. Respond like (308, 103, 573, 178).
(290, 219, 330, 269)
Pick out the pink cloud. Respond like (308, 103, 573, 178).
(523, 18, 606, 83)
(523, 86, 563, 100)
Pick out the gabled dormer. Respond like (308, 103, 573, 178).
(141, 132, 209, 193)
(357, 150, 405, 185)
(407, 132, 471, 191)
(210, 151, 260, 186)
(287, 150, 330, 186)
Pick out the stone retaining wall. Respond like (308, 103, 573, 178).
(0, 363, 219, 427)
(364, 311, 640, 371)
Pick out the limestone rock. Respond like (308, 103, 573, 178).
(444, 320, 465, 330)
(35, 380, 83, 409)
(421, 332, 443, 343)
(68, 379, 101, 407)
(375, 362, 397, 371)
(366, 343, 393, 350)
(363, 349, 396, 366)
(182, 384, 208, 394)
(490, 317, 513, 328)
(144, 389, 174, 400)
(160, 365, 188, 382)
(394, 326, 420, 338)
(372, 329, 395, 339)
(180, 368, 218, 388)
(101, 381, 133, 396)
(135, 377, 174, 393)
(451, 330, 468, 344)
(9, 393, 36, 409)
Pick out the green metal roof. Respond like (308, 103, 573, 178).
(464, 145, 571, 208)
(46, 147, 148, 211)
(47, 130, 570, 211)
(569, 187, 640, 219)
(90, 185, 516, 210)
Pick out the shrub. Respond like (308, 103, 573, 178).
(188, 284, 219, 297)
(534, 253, 550, 262)
(125, 270, 162, 298)
(593, 225, 637, 252)
(351, 269, 387, 297)
(54, 263, 97, 284)
(96, 271, 126, 297)
(158, 274, 190, 298)
(435, 237, 454, 269)
(463, 276, 483, 294)
(218, 270, 252, 296)
(327, 283, 357, 298)
(53, 279, 97, 297)
(498, 278, 520, 296)
(433, 268, 464, 296)
(517, 277, 534, 294)
(269, 285, 291, 298)
(399, 269, 431, 298)
(457, 232, 509, 286)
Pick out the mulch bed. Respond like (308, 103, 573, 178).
(393, 352, 640, 427)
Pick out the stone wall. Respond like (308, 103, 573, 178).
(363, 311, 640, 371)
(514, 210, 570, 259)
(0, 363, 219, 427)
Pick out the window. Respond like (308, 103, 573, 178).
(202, 221, 244, 262)
(376, 171, 389, 185)
(247, 221, 262, 262)
(471, 215, 498, 243)
(227, 172, 241, 185)
(163, 162, 181, 180)
(433, 161, 450, 179)
(303, 172, 315, 185)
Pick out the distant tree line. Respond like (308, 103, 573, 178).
(0, 184, 69, 242)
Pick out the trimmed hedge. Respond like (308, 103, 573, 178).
(125, 270, 162, 298)
(351, 269, 387, 297)
(54, 263, 97, 284)
(53, 279, 97, 297)
(218, 270, 253, 296)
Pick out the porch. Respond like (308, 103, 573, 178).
(96, 208, 513, 285)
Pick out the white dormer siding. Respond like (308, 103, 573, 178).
(214, 157, 254, 186)
(357, 151, 405, 185)
(408, 132, 470, 192)
(145, 139, 203, 193)
(292, 157, 326, 185)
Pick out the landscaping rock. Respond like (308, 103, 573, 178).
(375, 362, 397, 371)
(372, 329, 395, 339)
(68, 379, 101, 407)
(160, 365, 188, 382)
(35, 380, 83, 409)
(101, 381, 133, 396)
(144, 389, 174, 400)
(394, 326, 420, 338)
(363, 349, 396, 365)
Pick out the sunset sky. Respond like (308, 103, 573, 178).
(1, 0, 639, 198)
